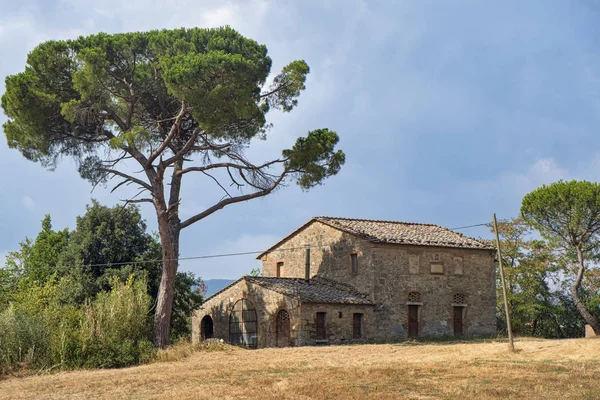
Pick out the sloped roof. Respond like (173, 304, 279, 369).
(247, 276, 374, 305)
(315, 217, 493, 250)
(257, 217, 493, 259)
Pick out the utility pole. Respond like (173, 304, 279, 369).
(492, 213, 515, 352)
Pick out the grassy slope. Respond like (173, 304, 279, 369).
(1, 338, 599, 399)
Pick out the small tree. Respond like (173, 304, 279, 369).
(1, 27, 345, 347)
(521, 180, 600, 334)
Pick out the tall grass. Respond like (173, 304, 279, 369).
(0, 275, 154, 374)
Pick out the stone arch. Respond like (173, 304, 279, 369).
(229, 298, 258, 348)
(200, 315, 214, 340)
(276, 309, 291, 347)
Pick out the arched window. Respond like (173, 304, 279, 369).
(276, 309, 291, 347)
(229, 299, 258, 348)
(453, 293, 466, 304)
(408, 291, 422, 303)
(200, 315, 214, 340)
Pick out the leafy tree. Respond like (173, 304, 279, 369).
(60, 200, 162, 298)
(2, 203, 204, 340)
(491, 217, 583, 338)
(170, 271, 204, 340)
(521, 180, 600, 334)
(1, 27, 345, 347)
(4, 215, 69, 284)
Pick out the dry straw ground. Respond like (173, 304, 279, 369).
(1, 338, 599, 399)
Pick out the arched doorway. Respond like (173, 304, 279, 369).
(276, 309, 291, 347)
(229, 299, 258, 348)
(200, 315, 214, 340)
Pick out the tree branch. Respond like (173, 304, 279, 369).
(179, 169, 288, 229)
(147, 101, 187, 167)
(99, 168, 152, 191)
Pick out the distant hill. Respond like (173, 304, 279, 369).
(203, 279, 235, 297)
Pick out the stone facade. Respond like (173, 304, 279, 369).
(192, 218, 497, 347)
(192, 277, 374, 347)
(260, 220, 496, 340)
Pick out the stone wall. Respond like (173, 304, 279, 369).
(369, 243, 497, 339)
(297, 303, 374, 345)
(192, 277, 376, 347)
(192, 278, 301, 348)
(260, 221, 497, 340)
(261, 222, 376, 297)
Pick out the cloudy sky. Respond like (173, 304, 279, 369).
(1, 0, 600, 279)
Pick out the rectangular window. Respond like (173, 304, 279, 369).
(353, 313, 363, 339)
(316, 312, 326, 339)
(351, 253, 358, 274)
(276, 262, 284, 277)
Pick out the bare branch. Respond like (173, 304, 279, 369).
(180, 170, 289, 229)
(125, 198, 154, 204)
(177, 159, 284, 176)
(99, 168, 152, 191)
(202, 170, 233, 199)
(256, 82, 290, 99)
(110, 179, 134, 193)
(147, 101, 187, 167)
(159, 128, 200, 168)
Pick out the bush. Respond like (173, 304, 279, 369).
(0, 275, 155, 374)
(0, 304, 50, 373)
(80, 276, 154, 368)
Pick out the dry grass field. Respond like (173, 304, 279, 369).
(1, 338, 599, 399)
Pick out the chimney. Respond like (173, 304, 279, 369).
(305, 246, 311, 281)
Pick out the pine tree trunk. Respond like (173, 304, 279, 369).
(153, 214, 180, 348)
(571, 247, 600, 335)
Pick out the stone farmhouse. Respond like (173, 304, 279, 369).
(192, 217, 497, 348)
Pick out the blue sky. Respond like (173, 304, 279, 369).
(1, 0, 600, 279)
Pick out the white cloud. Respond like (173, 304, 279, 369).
(22, 196, 35, 211)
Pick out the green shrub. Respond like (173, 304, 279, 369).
(0, 304, 50, 373)
(0, 275, 155, 374)
(80, 275, 154, 368)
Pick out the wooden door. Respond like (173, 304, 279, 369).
(408, 305, 419, 338)
(453, 306, 463, 336)
(353, 313, 362, 339)
(276, 310, 291, 347)
(316, 312, 326, 340)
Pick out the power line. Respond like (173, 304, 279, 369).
(55, 245, 313, 270)
(52, 222, 492, 270)
(449, 222, 490, 230)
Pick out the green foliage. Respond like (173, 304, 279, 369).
(1, 26, 343, 190)
(170, 272, 205, 340)
(249, 267, 262, 277)
(521, 180, 600, 250)
(0, 275, 153, 374)
(521, 180, 600, 330)
(283, 128, 345, 190)
(2, 25, 342, 349)
(492, 217, 588, 338)
(80, 276, 154, 368)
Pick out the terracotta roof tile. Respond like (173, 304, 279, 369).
(247, 276, 374, 305)
(315, 217, 493, 250)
